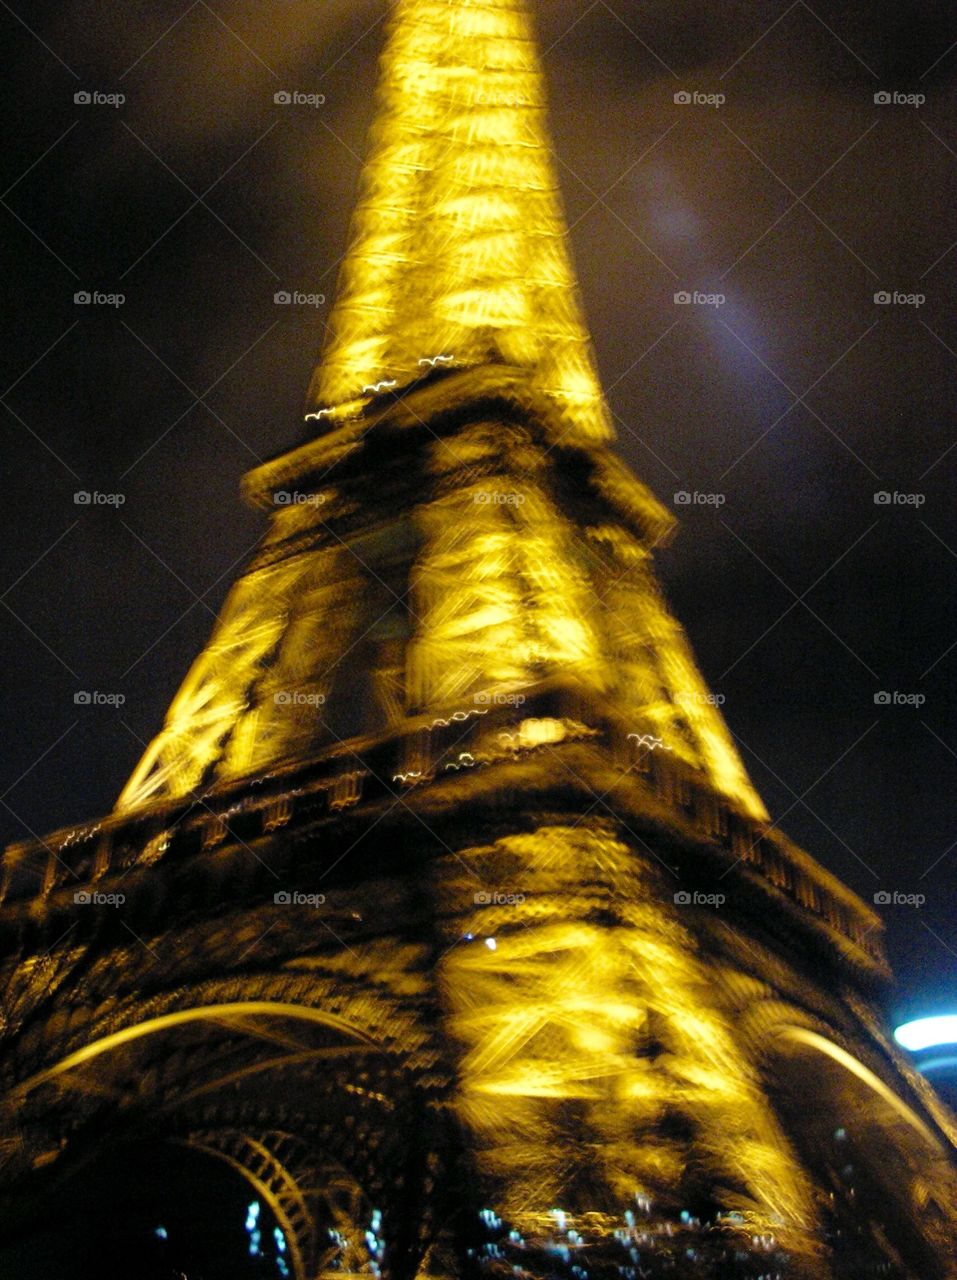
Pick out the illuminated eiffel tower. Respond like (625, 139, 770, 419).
(2, 2, 957, 1277)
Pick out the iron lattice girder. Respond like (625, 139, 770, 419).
(2, 0, 955, 1272)
(115, 364, 766, 825)
(307, 0, 615, 443)
(0, 690, 883, 979)
(2, 796, 956, 1276)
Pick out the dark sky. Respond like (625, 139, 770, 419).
(1, 0, 955, 1027)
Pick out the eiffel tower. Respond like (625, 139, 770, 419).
(2, 2, 956, 1277)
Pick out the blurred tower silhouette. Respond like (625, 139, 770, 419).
(2, 2, 957, 1278)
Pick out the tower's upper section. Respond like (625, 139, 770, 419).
(307, 0, 613, 445)
(108, 0, 772, 825)
(0, 0, 894, 984)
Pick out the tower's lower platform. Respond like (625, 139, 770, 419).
(1, 683, 955, 1278)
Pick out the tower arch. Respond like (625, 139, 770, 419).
(760, 1023, 957, 1279)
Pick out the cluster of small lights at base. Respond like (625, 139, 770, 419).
(326, 1206, 385, 1278)
(468, 1198, 792, 1279)
(244, 1200, 290, 1277)
(365, 1206, 386, 1275)
(275, 1227, 289, 1278)
(246, 1200, 260, 1257)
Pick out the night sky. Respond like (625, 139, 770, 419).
(1, 0, 955, 1028)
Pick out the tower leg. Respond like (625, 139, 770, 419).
(434, 820, 824, 1279)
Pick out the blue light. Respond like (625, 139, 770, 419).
(245, 1200, 263, 1258)
(921, 1054, 957, 1074)
(894, 1015, 957, 1051)
(154, 1226, 168, 1240)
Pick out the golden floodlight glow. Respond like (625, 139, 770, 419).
(307, 0, 613, 442)
(116, 0, 767, 825)
(442, 826, 819, 1250)
(7, 5, 957, 1279)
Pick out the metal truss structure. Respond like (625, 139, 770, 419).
(2, 2, 956, 1277)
